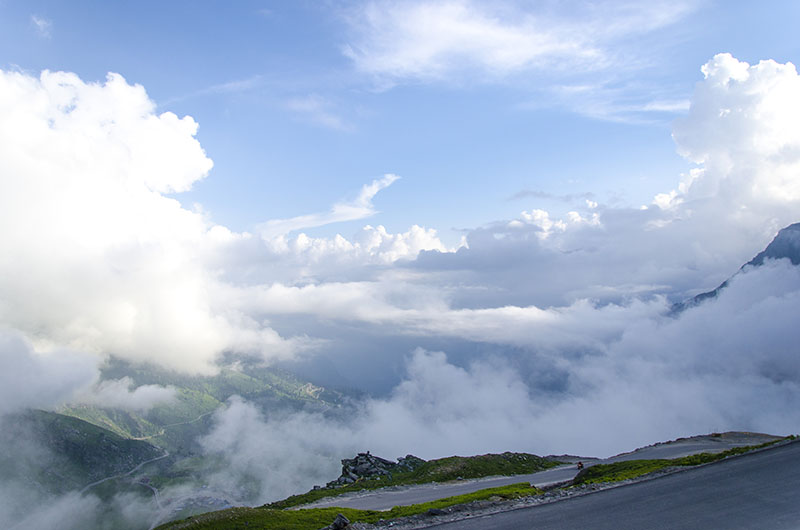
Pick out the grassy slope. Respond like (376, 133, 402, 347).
(0, 410, 163, 494)
(157, 437, 798, 530)
(157, 482, 541, 530)
(60, 361, 346, 453)
(268, 452, 560, 510)
(50, 360, 352, 509)
(573, 437, 796, 485)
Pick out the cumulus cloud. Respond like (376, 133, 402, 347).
(343, 0, 695, 84)
(0, 69, 308, 374)
(263, 224, 451, 271)
(400, 54, 800, 310)
(673, 53, 800, 204)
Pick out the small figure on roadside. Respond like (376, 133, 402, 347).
(577, 461, 584, 470)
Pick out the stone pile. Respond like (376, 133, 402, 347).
(326, 452, 425, 487)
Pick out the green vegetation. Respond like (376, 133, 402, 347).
(154, 435, 798, 529)
(60, 359, 347, 454)
(573, 438, 792, 485)
(268, 452, 560, 510)
(0, 410, 163, 495)
(51, 358, 351, 502)
(157, 482, 540, 530)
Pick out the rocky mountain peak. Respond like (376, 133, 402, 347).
(745, 222, 800, 267)
(672, 221, 800, 313)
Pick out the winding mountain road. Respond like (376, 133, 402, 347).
(299, 432, 781, 511)
(429, 439, 800, 529)
(79, 449, 170, 494)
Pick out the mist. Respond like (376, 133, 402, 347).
(2, 52, 800, 526)
(199, 260, 800, 505)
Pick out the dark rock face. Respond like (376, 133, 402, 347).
(673, 222, 800, 313)
(326, 452, 425, 487)
(745, 222, 800, 267)
(320, 513, 350, 529)
(397, 454, 426, 470)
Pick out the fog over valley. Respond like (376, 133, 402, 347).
(1, 1, 799, 528)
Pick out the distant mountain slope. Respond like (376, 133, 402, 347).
(673, 222, 800, 312)
(0, 409, 163, 494)
(745, 222, 800, 267)
(60, 359, 348, 454)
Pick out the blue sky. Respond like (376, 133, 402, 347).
(4, 0, 800, 245)
(4, 0, 800, 472)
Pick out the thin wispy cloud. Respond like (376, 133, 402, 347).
(259, 174, 400, 238)
(342, 0, 698, 84)
(285, 94, 352, 131)
(516, 80, 693, 124)
(508, 190, 596, 203)
(30, 15, 52, 39)
(159, 75, 264, 107)
(341, 0, 699, 121)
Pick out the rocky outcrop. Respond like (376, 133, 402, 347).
(326, 452, 425, 487)
(320, 513, 350, 529)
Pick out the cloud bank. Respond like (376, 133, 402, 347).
(203, 260, 800, 503)
(0, 71, 436, 378)
(2, 53, 800, 516)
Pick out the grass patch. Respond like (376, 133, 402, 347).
(573, 437, 792, 485)
(268, 452, 559, 510)
(156, 482, 540, 530)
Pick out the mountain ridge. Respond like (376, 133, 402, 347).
(673, 221, 800, 312)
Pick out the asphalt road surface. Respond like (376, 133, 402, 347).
(429, 440, 800, 530)
(299, 432, 781, 511)
(297, 467, 578, 511)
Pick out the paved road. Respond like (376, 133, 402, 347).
(79, 449, 170, 494)
(299, 433, 780, 511)
(429, 440, 800, 530)
(297, 466, 578, 511)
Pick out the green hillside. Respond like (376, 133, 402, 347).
(60, 359, 347, 454)
(0, 409, 164, 495)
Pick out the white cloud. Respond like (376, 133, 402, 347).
(258, 174, 400, 238)
(343, 0, 696, 85)
(264, 224, 450, 268)
(0, 70, 302, 374)
(206, 261, 800, 472)
(673, 53, 800, 203)
(0, 330, 173, 416)
(199, 397, 354, 504)
(4, 53, 800, 472)
(71, 377, 176, 411)
(0, 331, 97, 416)
(210, 261, 800, 468)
